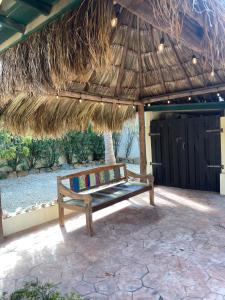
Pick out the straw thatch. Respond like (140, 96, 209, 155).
(1, 93, 135, 137)
(1, 0, 225, 136)
(0, 0, 113, 96)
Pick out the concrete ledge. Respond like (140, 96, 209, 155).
(220, 173, 225, 196)
(2, 205, 73, 237)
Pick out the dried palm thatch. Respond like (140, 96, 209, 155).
(0, 0, 113, 96)
(148, 0, 225, 68)
(1, 93, 135, 138)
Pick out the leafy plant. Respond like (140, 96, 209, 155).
(1, 280, 83, 300)
(41, 139, 62, 168)
(0, 132, 31, 171)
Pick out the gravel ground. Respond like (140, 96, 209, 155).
(0, 164, 140, 213)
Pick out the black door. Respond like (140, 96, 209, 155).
(150, 116, 221, 192)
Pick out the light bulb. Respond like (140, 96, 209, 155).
(133, 105, 135, 109)
(192, 55, 197, 65)
(167, 100, 170, 104)
(210, 69, 215, 77)
(111, 17, 118, 28)
(188, 96, 191, 101)
(148, 103, 151, 107)
(158, 36, 165, 52)
(56, 95, 59, 99)
(79, 99, 82, 103)
(217, 92, 220, 97)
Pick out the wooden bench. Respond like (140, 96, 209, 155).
(57, 163, 154, 236)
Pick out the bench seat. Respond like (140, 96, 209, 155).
(57, 163, 154, 236)
(63, 181, 149, 210)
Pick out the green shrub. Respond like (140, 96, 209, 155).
(0, 132, 31, 171)
(2, 280, 83, 300)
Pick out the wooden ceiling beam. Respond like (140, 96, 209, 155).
(0, 15, 25, 33)
(16, 0, 52, 16)
(117, 0, 206, 56)
(142, 83, 225, 103)
(46, 90, 142, 105)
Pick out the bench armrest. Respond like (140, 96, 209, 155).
(58, 182, 92, 204)
(127, 169, 154, 186)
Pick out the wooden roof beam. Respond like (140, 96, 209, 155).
(142, 83, 225, 103)
(16, 0, 52, 16)
(137, 17, 143, 99)
(117, 0, 206, 56)
(0, 15, 25, 33)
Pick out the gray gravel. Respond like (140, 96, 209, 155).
(0, 164, 140, 213)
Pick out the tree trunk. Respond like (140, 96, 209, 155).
(104, 131, 116, 165)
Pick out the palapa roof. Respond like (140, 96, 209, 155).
(1, 0, 225, 136)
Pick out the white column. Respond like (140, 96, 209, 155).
(220, 117, 225, 195)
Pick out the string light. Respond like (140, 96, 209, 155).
(217, 92, 220, 97)
(192, 55, 197, 65)
(167, 100, 170, 104)
(158, 34, 165, 52)
(79, 99, 82, 103)
(210, 69, 215, 77)
(111, 17, 118, 28)
(56, 95, 59, 99)
(148, 103, 151, 107)
(118, 104, 121, 108)
(188, 96, 191, 101)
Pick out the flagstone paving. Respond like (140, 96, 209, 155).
(1, 186, 225, 299)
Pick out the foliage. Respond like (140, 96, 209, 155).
(0, 132, 31, 171)
(1, 280, 83, 300)
(0, 128, 105, 171)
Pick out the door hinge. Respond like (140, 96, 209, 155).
(150, 162, 162, 166)
(206, 128, 223, 133)
(149, 133, 160, 137)
(207, 164, 224, 169)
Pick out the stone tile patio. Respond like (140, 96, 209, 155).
(1, 186, 225, 299)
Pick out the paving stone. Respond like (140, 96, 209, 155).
(95, 278, 118, 295)
(203, 293, 225, 300)
(207, 265, 225, 282)
(117, 277, 142, 292)
(207, 278, 225, 295)
(108, 291, 132, 299)
(74, 281, 95, 296)
(84, 292, 108, 300)
(133, 287, 160, 300)
(116, 263, 148, 279)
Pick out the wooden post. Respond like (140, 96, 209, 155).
(0, 189, 4, 241)
(138, 104, 147, 178)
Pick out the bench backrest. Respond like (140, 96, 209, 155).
(60, 163, 127, 192)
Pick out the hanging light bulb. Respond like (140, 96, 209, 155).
(101, 102, 104, 106)
(158, 35, 165, 52)
(192, 54, 197, 65)
(148, 103, 151, 107)
(79, 99, 82, 103)
(217, 92, 220, 97)
(56, 95, 59, 99)
(167, 100, 170, 104)
(188, 96, 191, 101)
(118, 104, 121, 108)
(133, 104, 135, 109)
(210, 69, 215, 77)
(111, 17, 118, 28)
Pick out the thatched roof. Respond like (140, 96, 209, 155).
(1, 0, 225, 136)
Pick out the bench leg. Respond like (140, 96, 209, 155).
(58, 201, 65, 226)
(149, 188, 155, 206)
(85, 206, 93, 237)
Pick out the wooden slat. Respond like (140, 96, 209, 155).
(137, 16, 143, 99)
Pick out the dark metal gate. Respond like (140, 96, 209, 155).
(150, 115, 222, 192)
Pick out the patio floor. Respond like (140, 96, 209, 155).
(1, 187, 225, 300)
